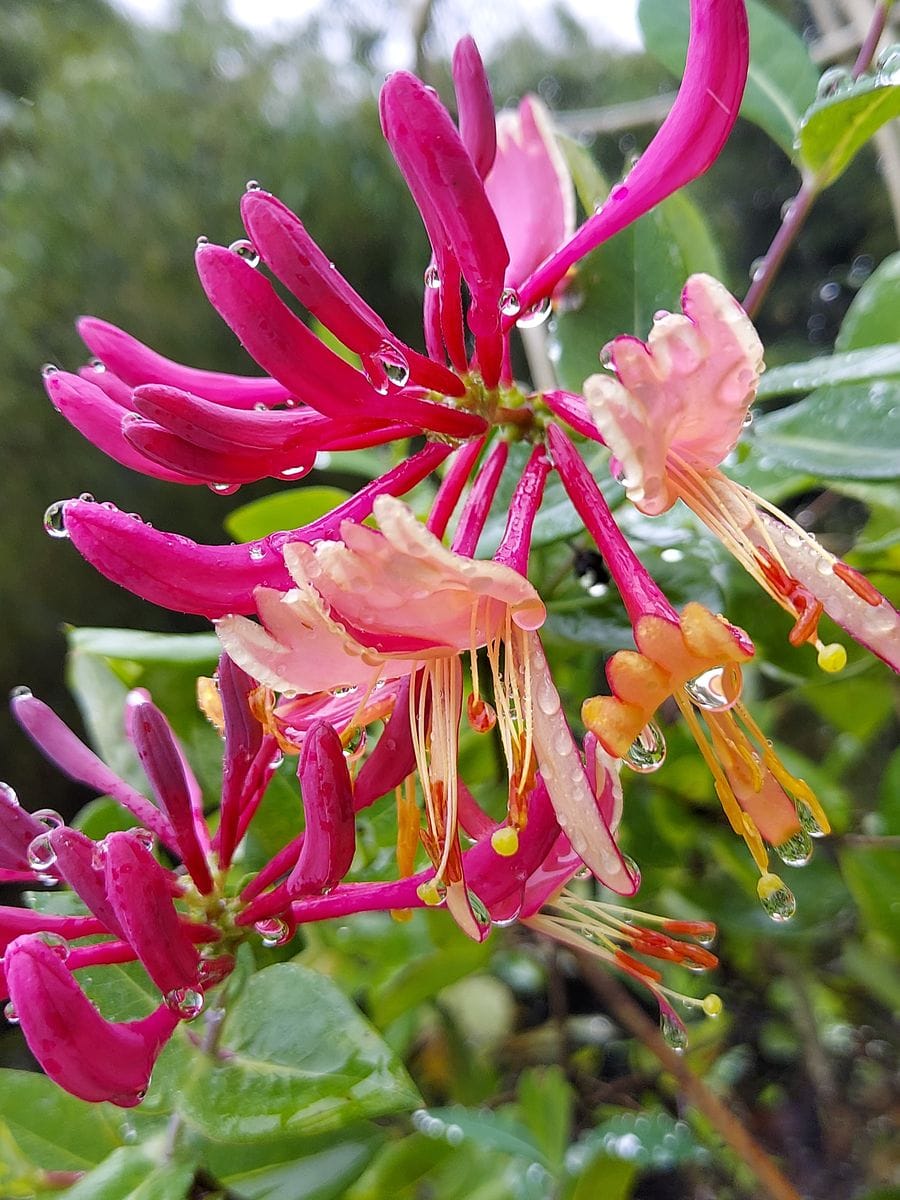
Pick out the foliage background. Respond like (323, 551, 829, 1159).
(0, 1, 897, 1197)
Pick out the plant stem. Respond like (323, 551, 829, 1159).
(576, 957, 804, 1200)
(742, 0, 890, 320)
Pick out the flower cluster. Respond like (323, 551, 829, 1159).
(5, 0, 897, 1107)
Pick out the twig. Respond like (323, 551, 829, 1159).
(576, 956, 804, 1200)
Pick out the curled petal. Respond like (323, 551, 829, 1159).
(4, 935, 178, 1106)
(452, 37, 497, 179)
(77, 316, 289, 409)
(0, 786, 51, 872)
(49, 827, 126, 938)
(11, 689, 176, 849)
(103, 832, 200, 996)
(485, 96, 575, 287)
(584, 275, 763, 515)
(44, 371, 198, 484)
(515, 0, 749, 311)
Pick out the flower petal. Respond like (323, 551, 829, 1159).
(287, 723, 356, 895)
(452, 37, 497, 179)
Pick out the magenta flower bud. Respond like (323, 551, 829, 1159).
(48, 826, 126, 938)
(0, 782, 52, 872)
(452, 36, 497, 179)
(126, 696, 213, 893)
(103, 832, 200, 998)
(287, 722, 356, 897)
(4, 934, 178, 1107)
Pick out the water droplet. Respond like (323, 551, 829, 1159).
(749, 256, 765, 282)
(196, 235, 209, 246)
(268, 749, 284, 770)
(4, 1001, 19, 1025)
(423, 264, 441, 289)
(516, 296, 551, 328)
(780, 197, 795, 221)
(816, 65, 853, 99)
(331, 685, 357, 698)
(775, 827, 813, 867)
(377, 344, 410, 388)
(624, 723, 666, 773)
(445, 1122, 464, 1147)
(254, 916, 292, 946)
(659, 1009, 688, 1052)
(35, 931, 69, 959)
(819, 280, 841, 303)
(26, 834, 57, 871)
(229, 239, 260, 268)
(609, 183, 629, 202)
(623, 855, 642, 890)
(467, 889, 493, 935)
(343, 727, 367, 761)
(245, 178, 262, 191)
(876, 44, 900, 84)
(757, 873, 796, 921)
(742, 410, 754, 429)
(0, 782, 19, 807)
(684, 666, 742, 713)
(165, 987, 204, 1019)
(599, 342, 616, 369)
(132, 828, 155, 852)
(88, 357, 106, 373)
(797, 801, 827, 838)
(33, 809, 64, 830)
(43, 501, 69, 539)
(248, 545, 266, 562)
(208, 482, 241, 495)
(653, 308, 671, 322)
(499, 287, 521, 317)
(277, 464, 309, 480)
(91, 840, 109, 871)
(120, 1121, 138, 1143)
(8, 686, 32, 704)
(41, 363, 59, 378)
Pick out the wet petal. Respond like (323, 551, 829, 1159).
(452, 37, 497, 179)
(287, 723, 356, 895)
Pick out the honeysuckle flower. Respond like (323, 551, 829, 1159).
(584, 274, 900, 672)
(219, 484, 638, 938)
(549, 422, 829, 917)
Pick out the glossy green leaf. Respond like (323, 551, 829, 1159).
(67, 627, 221, 666)
(58, 1147, 195, 1200)
(570, 1109, 707, 1172)
(751, 380, 900, 478)
(797, 78, 900, 187)
(757, 343, 900, 398)
(173, 963, 420, 1140)
(637, 0, 819, 157)
(413, 1107, 547, 1167)
(369, 939, 492, 1028)
(224, 486, 352, 543)
(202, 1125, 384, 1200)
(837, 252, 900, 350)
(568, 1156, 637, 1200)
(0, 1070, 124, 1192)
(517, 1067, 574, 1172)
(840, 846, 900, 953)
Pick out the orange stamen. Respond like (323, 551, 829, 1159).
(614, 949, 663, 983)
(833, 560, 883, 606)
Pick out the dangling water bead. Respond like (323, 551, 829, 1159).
(229, 239, 260, 268)
(43, 501, 69, 539)
(35, 931, 69, 959)
(26, 833, 57, 872)
(659, 1008, 688, 1053)
(41, 363, 59, 378)
(499, 287, 521, 317)
(774, 826, 813, 867)
(423, 264, 441, 289)
(33, 808, 64, 830)
(254, 917, 292, 947)
(245, 179, 262, 191)
(624, 723, 666, 773)
(683, 665, 742, 713)
(797, 800, 827, 838)
(876, 44, 900, 85)
(165, 987, 204, 1019)
(208, 482, 241, 495)
(516, 296, 551, 328)
(816, 65, 852, 99)
(757, 872, 796, 922)
(377, 345, 410, 388)
(3, 1002, 19, 1025)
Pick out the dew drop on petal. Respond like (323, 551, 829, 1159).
(684, 666, 741, 713)
(26, 834, 57, 871)
(254, 916, 292, 946)
(228, 239, 260, 268)
(653, 309, 670, 322)
(248, 545, 266, 562)
(742, 410, 754, 429)
(33, 809, 64, 830)
(516, 296, 551, 328)
(499, 287, 521, 317)
(208, 482, 241, 496)
(3, 1002, 19, 1025)
(268, 749, 284, 770)
(89, 357, 106, 373)
(43, 501, 69, 539)
(245, 179, 262, 191)
(132, 828, 155, 852)
(277, 464, 309, 480)
(0, 781, 19, 807)
(423, 264, 441, 289)
(196, 235, 209, 246)
(797, 801, 827, 838)
(377, 344, 410, 388)
(623, 855, 642, 890)
(609, 183, 629, 202)
(757, 872, 796, 922)
(35, 931, 69, 959)
(599, 342, 615, 369)
(624, 723, 666, 773)
(774, 828, 813, 868)
(165, 987, 204, 1019)
(41, 363, 59, 378)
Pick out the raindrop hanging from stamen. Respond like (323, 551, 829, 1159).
(757, 872, 796, 922)
(797, 800, 827, 838)
(659, 1006, 688, 1053)
(774, 828, 813, 867)
(624, 723, 666, 773)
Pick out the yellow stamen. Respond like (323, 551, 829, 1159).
(817, 642, 847, 673)
(491, 826, 519, 856)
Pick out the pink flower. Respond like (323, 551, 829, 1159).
(583, 274, 900, 671)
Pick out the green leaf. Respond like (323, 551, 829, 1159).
(58, 1147, 195, 1200)
(224, 486, 352, 542)
(202, 1125, 384, 1200)
(369, 940, 492, 1028)
(557, 133, 609, 213)
(570, 1109, 707, 1173)
(751, 380, 900, 478)
(638, 0, 819, 157)
(0, 1070, 124, 1192)
(567, 1156, 637, 1200)
(412, 1107, 546, 1167)
(840, 845, 900, 953)
(757, 343, 900, 399)
(67, 628, 221, 666)
(797, 78, 900, 187)
(173, 963, 420, 1140)
(837, 252, 900, 350)
(517, 1067, 574, 1172)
